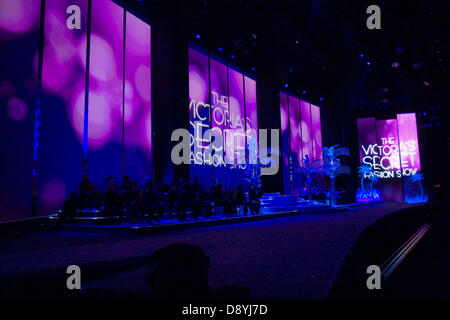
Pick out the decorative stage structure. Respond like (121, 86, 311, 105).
(0, 0, 152, 220)
(280, 92, 323, 197)
(357, 113, 423, 202)
(188, 44, 258, 188)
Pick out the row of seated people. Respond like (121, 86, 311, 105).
(60, 175, 262, 224)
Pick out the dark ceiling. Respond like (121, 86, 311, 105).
(129, 0, 448, 124)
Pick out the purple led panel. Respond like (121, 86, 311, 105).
(38, 0, 88, 214)
(228, 67, 245, 165)
(244, 75, 258, 164)
(209, 56, 229, 184)
(0, 0, 41, 221)
(87, 0, 124, 186)
(289, 95, 301, 196)
(124, 11, 152, 183)
(210, 56, 229, 151)
(310, 104, 322, 161)
(375, 119, 402, 202)
(280, 92, 291, 194)
(397, 113, 421, 173)
(188, 46, 211, 185)
(300, 100, 312, 163)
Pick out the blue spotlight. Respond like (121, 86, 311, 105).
(367, 61, 371, 66)
(302, 90, 306, 94)
(218, 47, 223, 52)
(195, 34, 200, 39)
(230, 54, 235, 59)
(320, 97, 324, 101)
(285, 83, 288, 88)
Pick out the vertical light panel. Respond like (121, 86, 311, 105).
(397, 113, 421, 172)
(289, 96, 301, 196)
(124, 11, 151, 184)
(188, 46, 211, 185)
(375, 119, 402, 201)
(0, 0, 41, 221)
(38, 0, 88, 214)
(280, 92, 291, 194)
(310, 104, 322, 161)
(228, 67, 245, 165)
(300, 100, 312, 162)
(244, 75, 258, 164)
(209, 56, 229, 184)
(88, 0, 124, 187)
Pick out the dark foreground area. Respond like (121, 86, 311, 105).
(0, 202, 447, 300)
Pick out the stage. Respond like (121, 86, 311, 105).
(0, 202, 433, 300)
(41, 193, 358, 234)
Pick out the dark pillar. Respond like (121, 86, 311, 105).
(151, 9, 189, 182)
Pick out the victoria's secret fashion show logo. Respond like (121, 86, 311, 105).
(171, 93, 279, 176)
(361, 136, 419, 178)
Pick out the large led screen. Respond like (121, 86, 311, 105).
(310, 104, 322, 161)
(38, 0, 88, 215)
(188, 46, 212, 186)
(210, 56, 230, 186)
(289, 95, 302, 196)
(0, 0, 41, 221)
(280, 92, 291, 194)
(375, 119, 402, 201)
(124, 11, 152, 184)
(188, 45, 258, 189)
(357, 113, 422, 202)
(87, 0, 124, 187)
(300, 100, 313, 162)
(280, 92, 323, 197)
(244, 75, 258, 164)
(0, 0, 153, 221)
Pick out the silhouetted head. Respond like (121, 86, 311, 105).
(145, 243, 210, 300)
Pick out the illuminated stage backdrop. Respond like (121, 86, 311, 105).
(0, 0, 152, 221)
(0, 0, 41, 220)
(280, 92, 291, 195)
(357, 113, 421, 202)
(310, 104, 323, 161)
(300, 100, 313, 163)
(228, 66, 246, 185)
(244, 75, 258, 163)
(289, 95, 302, 196)
(124, 11, 152, 184)
(210, 56, 230, 185)
(87, 0, 124, 187)
(188, 45, 258, 188)
(39, 0, 88, 214)
(188, 46, 211, 185)
(280, 92, 323, 196)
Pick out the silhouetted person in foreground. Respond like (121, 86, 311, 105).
(145, 243, 211, 300)
(145, 243, 251, 300)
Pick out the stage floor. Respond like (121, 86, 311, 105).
(0, 202, 429, 299)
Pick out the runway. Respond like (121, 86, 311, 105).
(0, 202, 423, 299)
